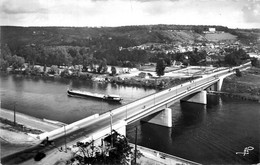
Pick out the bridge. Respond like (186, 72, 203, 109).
(1, 62, 251, 164)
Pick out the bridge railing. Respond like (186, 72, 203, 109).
(37, 114, 99, 140)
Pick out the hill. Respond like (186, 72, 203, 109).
(1, 25, 250, 52)
(1, 25, 259, 69)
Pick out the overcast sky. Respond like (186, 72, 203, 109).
(0, 0, 259, 28)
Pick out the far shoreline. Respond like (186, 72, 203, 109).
(0, 68, 199, 90)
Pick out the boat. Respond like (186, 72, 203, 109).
(67, 88, 122, 102)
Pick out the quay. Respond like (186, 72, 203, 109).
(130, 144, 201, 165)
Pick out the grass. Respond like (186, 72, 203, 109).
(204, 32, 237, 41)
(140, 65, 181, 73)
(0, 117, 43, 134)
(222, 67, 260, 97)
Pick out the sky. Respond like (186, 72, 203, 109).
(0, 0, 260, 29)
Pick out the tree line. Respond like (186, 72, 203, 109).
(0, 43, 252, 76)
(1, 44, 149, 71)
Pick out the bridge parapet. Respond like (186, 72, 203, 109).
(37, 114, 99, 140)
(67, 120, 127, 150)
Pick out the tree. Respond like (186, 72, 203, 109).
(189, 50, 207, 65)
(82, 53, 92, 69)
(235, 69, 242, 77)
(251, 57, 260, 68)
(0, 59, 9, 71)
(97, 58, 108, 73)
(70, 130, 142, 165)
(225, 53, 240, 66)
(60, 68, 71, 78)
(72, 51, 83, 66)
(156, 58, 166, 77)
(30, 66, 42, 76)
(224, 48, 249, 66)
(48, 65, 59, 75)
(0, 44, 13, 71)
(20, 45, 40, 66)
(89, 58, 98, 73)
(40, 47, 50, 72)
(53, 47, 72, 66)
(11, 55, 25, 70)
(111, 66, 117, 76)
(131, 49, 148, 64)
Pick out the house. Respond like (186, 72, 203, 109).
(33, 65, 44, 72)
(138, 72, 153, 79)
(209, 28, 216, 33)
(248, 52, 260, 59)
(206, 55, 224, 63)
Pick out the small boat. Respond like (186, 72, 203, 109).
(67, 88, 122, 102)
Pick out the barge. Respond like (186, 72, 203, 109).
(67, 89, 122, 102)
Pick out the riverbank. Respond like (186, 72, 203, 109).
(0, 119, 41, 157)
(1, 69, 198, 89)
(0, 108, 65, 132)
(0, 108, 64, 157)
(221, 67, 260, 102)
(110, 76, 199, 89)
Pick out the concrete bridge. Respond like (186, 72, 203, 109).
(1, 62, 251, 164)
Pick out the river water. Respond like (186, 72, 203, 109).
(1, 73, 259, 164)
(0, 73, 156, 123)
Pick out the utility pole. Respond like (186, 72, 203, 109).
(153, 93, 155, 105)
(64, 125, 67, 153)
(101, 97, 104, 111)
(125, 105, 127, 119)
(110, 110, 113, 148)
(13, 103, 16, 126)
(134, 126, 137, 164)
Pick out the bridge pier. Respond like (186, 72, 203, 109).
(207, 77, 224, 91)
(217, 77, 224, 91)
(181, 90, 207, 105)
(142, 108, 172, 127)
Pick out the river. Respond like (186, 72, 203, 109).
(1, 73, 259, 164)
(0, 73, 156, 123)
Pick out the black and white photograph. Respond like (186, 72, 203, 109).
(0, 0, 259, 164)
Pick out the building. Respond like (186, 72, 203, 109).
(209, 28, 216, 33)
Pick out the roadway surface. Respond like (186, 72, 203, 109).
(1, 63, 250, 164)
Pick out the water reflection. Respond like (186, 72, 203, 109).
(178, 102, 206, 127)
